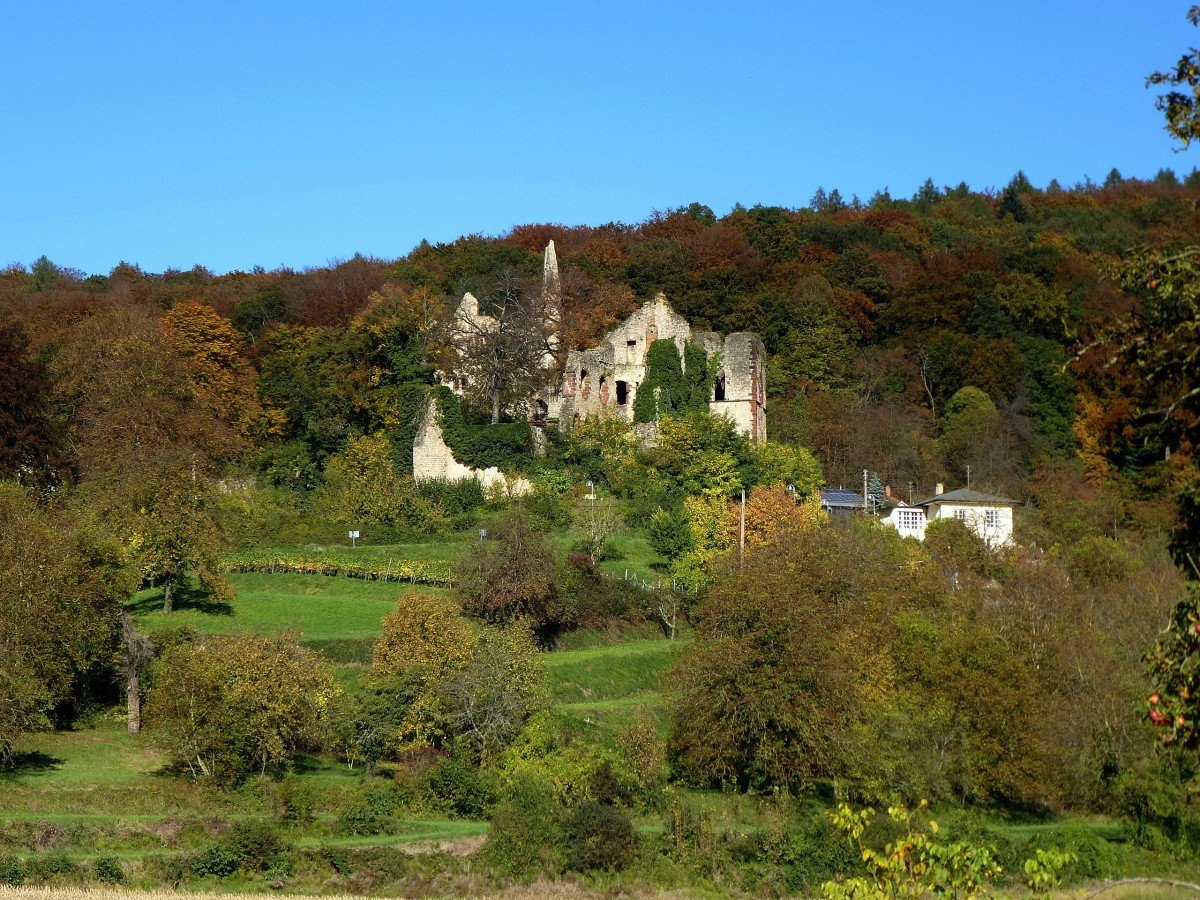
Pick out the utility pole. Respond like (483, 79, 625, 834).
(965, 465, 971, 489)
(863, 469, 869, 514)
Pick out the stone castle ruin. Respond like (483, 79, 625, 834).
(414, 241, 767, 489)
(558, 293, 766, 442)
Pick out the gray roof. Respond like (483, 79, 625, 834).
(916, 488, 1019, 507)
(820, 488, 867, 507)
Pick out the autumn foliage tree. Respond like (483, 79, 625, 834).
(669, 519, 1045, 800)
(146, 632, 339, 783)
(456, 509, 560, 631)
(0, 323, 63, 486)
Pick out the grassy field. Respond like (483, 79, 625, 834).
(127, 573, 445, 664)
(9, 568, 1200, 894)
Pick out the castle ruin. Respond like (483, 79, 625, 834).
(415, 241, 767, 488)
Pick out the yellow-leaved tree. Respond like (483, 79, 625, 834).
(161, 300, 262, 454)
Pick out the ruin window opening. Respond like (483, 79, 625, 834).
(616, 380, 628, 405)
(714, 371, 726, 401)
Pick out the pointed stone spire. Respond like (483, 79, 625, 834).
(542, 240, 560, 301)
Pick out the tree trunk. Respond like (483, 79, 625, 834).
(491, 391, 500, 425)
(162, 579, 174, 614)
(126, 669, 141, 734)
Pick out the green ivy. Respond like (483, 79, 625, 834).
(432, 387, 533, 472)
(633, 340, 717, 423)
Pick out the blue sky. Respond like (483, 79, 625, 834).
(1, 1, 1194, 276)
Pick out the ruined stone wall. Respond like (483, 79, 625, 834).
(707, 332, 766, 441)
(412, 398, 531, 497)
(560, 293, 691, 422)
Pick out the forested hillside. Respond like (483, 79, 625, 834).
(5, 171, 1198, 499)
(3, 170, 1200, 894)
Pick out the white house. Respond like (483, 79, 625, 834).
(880, 485, 1018, 548)
(880, 502, 928, 541)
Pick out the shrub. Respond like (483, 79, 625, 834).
(416, 477, 486, 517)
(1024, 824, 1117, 883)
(274, 774, 319, 823)
(777, 813, 860, 893)
(484, 777, 566, 878)
(565, 801, 637, 872)
(0, 856, 24, 886)
(337, 782, 403, 836)
(225, 820, 289, 873)
(1118, 761, 1200, 852)
(93, 854, 125, 884)
(191, 846, 239, 878)
(27, 850, 76, 880)
(423, 755, 498, 819)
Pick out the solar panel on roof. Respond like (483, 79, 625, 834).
(821, 489, 864, 502)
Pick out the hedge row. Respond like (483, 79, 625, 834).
(221, 549, 454, 587)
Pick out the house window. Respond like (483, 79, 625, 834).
(985, 509, 999, 528)
(616, 380, 628, 405)
(954, 509, 968, 522)
(898, 510, 923, 530)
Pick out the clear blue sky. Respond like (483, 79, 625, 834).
(1, 1, 1193, 276)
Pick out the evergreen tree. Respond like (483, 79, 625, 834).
(867, 472, 886, 512)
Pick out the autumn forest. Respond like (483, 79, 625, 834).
(3, 168, 1200, 894)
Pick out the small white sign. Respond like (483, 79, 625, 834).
(348, 530, 360, 539)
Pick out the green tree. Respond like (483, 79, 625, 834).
(0, 483, 131, 764)
(867, 472, 886, 511)
(441, 621, 546, 761)
(145, 632, 339, 783)
(1147, 6, 1200, 148)
(669, 520, 1042, 799)
(315, 432, 445, 531)
(331, 672, 422, 776)
(669, 521, 930, 789)
(131, 463, 231, 614)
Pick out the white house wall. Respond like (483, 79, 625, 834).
(927, 503, 1014, 548)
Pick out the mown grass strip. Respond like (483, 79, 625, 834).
(553, 693, 665, 713)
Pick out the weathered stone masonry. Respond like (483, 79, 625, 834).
(416, 245, 768, 491)
(557, 293, 766, 442)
